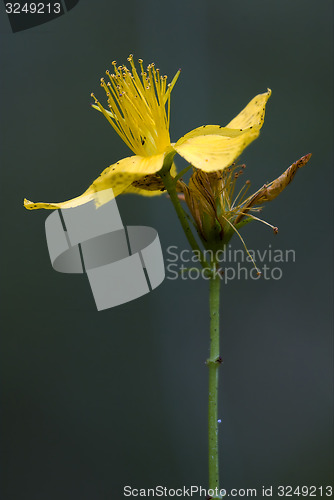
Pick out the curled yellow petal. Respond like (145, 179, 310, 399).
(24, 153, 166, 210)
(24, 192, 97, 210)
(175, 125, 245, 145)
(174, 129, 258, 172)
(174, 90, 271, 172)
(226, 89, 271, 130)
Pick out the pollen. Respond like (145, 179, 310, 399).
(91, 55, 181, 156)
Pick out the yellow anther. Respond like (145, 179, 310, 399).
(90, 55, 179, 156)
(90, 93, 98, 103)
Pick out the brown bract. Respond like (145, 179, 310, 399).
(234, 153, 312, 224)
(178, 154, 312, 246)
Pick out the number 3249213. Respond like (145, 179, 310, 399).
(5, 3, 61, 14)
(278, 485, 333, 497)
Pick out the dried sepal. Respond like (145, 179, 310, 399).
(178, 172, 224, 243)
(234, 154, 312, 224)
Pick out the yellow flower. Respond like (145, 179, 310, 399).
(24, 55, 271, 210)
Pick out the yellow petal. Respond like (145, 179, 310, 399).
(226, 89, 271, 130)
(24, 193, 96, 210)
(24, 153, 166, 210)
(123, 161, 178, 196)
(175, 89, 271, 148)
(123, 185, 164, 197)
(175, 125, 246, 145)
(174, 130, 259, 172)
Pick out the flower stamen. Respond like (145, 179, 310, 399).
(91, 55, 180, 157)
(219, 212, 261, 274)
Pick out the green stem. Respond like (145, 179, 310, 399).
(160, 164, 222, 497)
(160, 168, 210, 270)
(208, 269, 222, 498)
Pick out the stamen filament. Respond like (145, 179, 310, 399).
(92, 56, 179, 156)
(219, 213, 260, 274)
(237, 213, 278, 233)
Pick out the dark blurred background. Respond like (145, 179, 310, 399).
(0, 1, 333, 498)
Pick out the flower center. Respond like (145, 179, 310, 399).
(91, 55, 180, 156)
